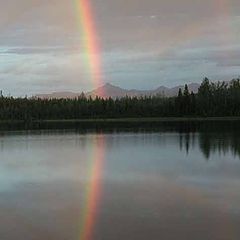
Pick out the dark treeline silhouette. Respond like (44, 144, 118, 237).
(1, 78, 240, 121)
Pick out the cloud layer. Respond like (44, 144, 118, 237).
(0, 0, 240, 96)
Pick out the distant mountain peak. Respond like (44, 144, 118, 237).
(35, 82, 200, 99)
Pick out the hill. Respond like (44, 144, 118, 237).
(35, 83, 200, 99)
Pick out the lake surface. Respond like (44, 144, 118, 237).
(1, 122, 240, 240)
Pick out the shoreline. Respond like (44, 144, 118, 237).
(1, 117, 240, 132)
(1, 116, 240, 124)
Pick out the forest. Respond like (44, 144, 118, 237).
(0, 78, 240, 121)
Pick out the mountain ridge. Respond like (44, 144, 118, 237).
(35, 82, 200, 99)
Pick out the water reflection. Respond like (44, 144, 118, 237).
(79, 135, 105, 240)
(0, 125, 240, 240)
(1, 120, 240, 160)
(0, 133, 107, 240)
(179, 130, 240, 160)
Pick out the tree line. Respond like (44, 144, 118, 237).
(0, 78, 240, 121)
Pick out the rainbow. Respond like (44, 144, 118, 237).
(79, 135, 105, 240)
(75, 0, 104, 95)
(73, 1, 106, 239)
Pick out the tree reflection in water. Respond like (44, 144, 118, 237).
(1, 119, 240, 160)
(179, 122, 240, 160)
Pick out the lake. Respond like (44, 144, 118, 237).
(0, 121, 240, 240)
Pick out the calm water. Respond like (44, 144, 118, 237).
(1, 123, 240, 240)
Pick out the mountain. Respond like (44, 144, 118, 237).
(86, 83, 131, 98)
(85, 83, 154, 98)
(156, 83, 200, 97)
(85, 82, 200, 98)
(35, 82, 200, 99)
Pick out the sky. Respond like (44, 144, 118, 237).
(0, 0, 240, 96)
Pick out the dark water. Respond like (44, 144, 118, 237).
(1, 122, 240, 240)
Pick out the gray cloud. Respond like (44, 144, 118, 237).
(0, 0, 240, 95)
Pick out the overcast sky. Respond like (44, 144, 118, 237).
(0, 0, 240, 96)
